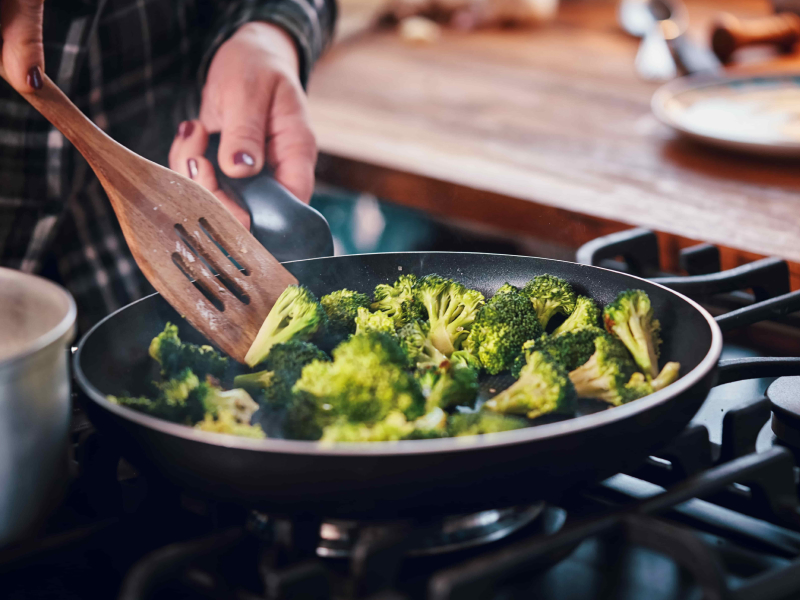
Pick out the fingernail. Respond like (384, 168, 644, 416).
(233, 151, 255, 167)
(177, 121, 194, 139)
(187, 158, 198, 180)
(27, 66, 42, 90)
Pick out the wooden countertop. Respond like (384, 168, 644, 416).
(308, 0, 800, 280)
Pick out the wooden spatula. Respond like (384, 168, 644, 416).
(0, 66, 298, 363)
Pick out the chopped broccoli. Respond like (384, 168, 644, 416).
(320, 407, 449, 443)
(466, 284, 542, 375)
(320, 411, 414, 442)
(652, 361, 681, 391)
(552, 296, 601, 336)
(149, 322, 227, 380)
(450, 349, 482, 371)
(567, 334, 639, 406)
(397, 319, 448, 368)
(234, 341, 329, 406)
(112, 368, 210, 424)
(522, 275, 577, 329)
(483, 351, 576, 420)
(321, 289, 371, 339)
(355, 306, 396, 336)
(410, 407, 448, 438)
(512, 327, 604, 377)
(603, 290, 662, 378)
(195, 409, 265, 439)
(416, 361, 479, 412)
(371, 274, 424, 327)
(414, 275, 485, 356)
(245, 285, 327, 368)
(203, 388, 259, 423)
(289, 333, 425, 439)
(448, 412, 529, 436)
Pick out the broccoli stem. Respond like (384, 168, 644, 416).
(611, 312, 658, 378)
(429, 322, 456, 356)
(568, 354, 616, 403)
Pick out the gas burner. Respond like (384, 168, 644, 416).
(316, 504, 546, 558)
(766, 377, 800, 455)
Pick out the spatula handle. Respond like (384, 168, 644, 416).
(204, 133, 334, 262)
(0, 64, 128, 172)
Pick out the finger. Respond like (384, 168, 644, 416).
(168, 119, 209, 172)
(1, 0, 45, 92)
(187, 156, 251, 230)
(217, 72, 272, 178)
(267, 79, 317, 203)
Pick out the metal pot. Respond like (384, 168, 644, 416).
(0, 267, 76, 547)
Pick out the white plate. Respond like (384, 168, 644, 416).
(652, 72, 800, 157)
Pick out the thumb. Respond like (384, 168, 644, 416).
(1, 0, 44, 92)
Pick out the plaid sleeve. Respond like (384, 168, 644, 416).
(198, 0, 337, 89)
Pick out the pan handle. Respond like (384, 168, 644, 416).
(717, 357, 800, 385)
(204, 133, 334, 262)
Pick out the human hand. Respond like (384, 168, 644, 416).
(1, 0, 45, 91)
(169, 22, 317, 229)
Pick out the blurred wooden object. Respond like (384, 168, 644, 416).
(712, 12, 800, 62)
(312, 0, 800, 288)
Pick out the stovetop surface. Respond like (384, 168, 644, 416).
(6, 229, 800, 600)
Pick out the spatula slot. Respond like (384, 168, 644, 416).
(198, 218, 250, 276)
(174, 224, 251, 306)
(171, 252, 225, 312)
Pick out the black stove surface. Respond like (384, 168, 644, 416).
(6, 228, 800, 600)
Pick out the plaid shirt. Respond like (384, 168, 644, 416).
(0, 0, 335, 334)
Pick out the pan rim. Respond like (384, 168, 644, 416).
(74, 252, 723, 457)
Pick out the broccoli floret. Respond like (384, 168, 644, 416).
(512, 327, 605, 377)
(410, 407, 448, 438)
(371, 274, 424, 327)
(483, 351, 576, 420)
(567, 334, 639, 406)
(195, 409, 265, 439)
(416, 361, 479, 412)
(448, 412, 529, 437)
(552, 296, 601, 336)
(321, 289, 371, 339)
(289, 333, 425, 439)
(522, 275, 577, 329)
(603, 290, 662, 378)
(397, 319, 448, 369)
(450, 349, 482, 371)
(202, 388, 259, 424)
(320, 411, 414, 443)
(320, 407, 450, 443)
(355, 306, 396, 336)
(619, 361, 681, 402)
(112, 368, 211, 424)
(466, 285, 542, 375)
(149, 322, 228, 380)
(414, 275, 485, 356)
(245, 285, 327, 367)
(234, 341, 329, 406)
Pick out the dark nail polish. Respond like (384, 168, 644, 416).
(233, 151, 255, 167)
(187, 158, 198, 179)
(178, 121, 194, 139)
(27, 66, 42, 90)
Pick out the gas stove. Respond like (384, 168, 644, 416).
(5, 228, 800, 600)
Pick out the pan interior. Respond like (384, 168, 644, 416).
(78, 253, 714, 436)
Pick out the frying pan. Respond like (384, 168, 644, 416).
(72, 142, 784, 520)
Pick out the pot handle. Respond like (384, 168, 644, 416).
(204, 133, 334, 262)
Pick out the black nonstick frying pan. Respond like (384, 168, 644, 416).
(72, 141, 792, 520)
